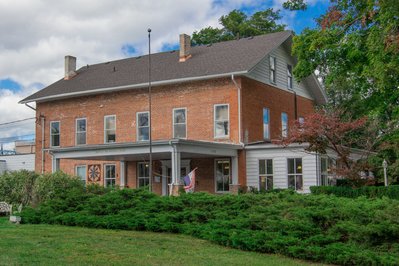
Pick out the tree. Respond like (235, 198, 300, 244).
(283, 0, 399, 182)
(192, 9, 286, 45)
(282, 108, 378, 185)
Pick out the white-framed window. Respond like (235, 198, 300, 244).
(104, 115, 116, 143)
(320, 157, 335, 186)
(287, 64, 293, 89)
(137, 162, 150, 187)
(76, 118, 87, 145)
(215, 159, 230, 193)
(137, 112, 150, 141)
(281, 112, 288, 138)
(50, 121, 60, 147)
(75, 165, 87, 185)
(288, 158, 303, 190)
(270, 56, 276, 83)
(263, 108, 270, 140)
(104, 164, 116, 187)
(214, 104, 229, 138)
(259, 159, 273, 191)
(173, 108, 187, 139)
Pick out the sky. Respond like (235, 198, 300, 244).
(0, 0, 330, 150)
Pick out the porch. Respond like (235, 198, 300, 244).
(48, 139, 243, 195)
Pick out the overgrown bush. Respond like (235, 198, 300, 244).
(21, 189, 399, 265)
(310, 185, 399, 200)
(0, 170, 39, 205)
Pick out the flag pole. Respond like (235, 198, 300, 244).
(148, 28, 153, 192)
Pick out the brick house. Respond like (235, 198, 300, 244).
(20, 31, 328, 195)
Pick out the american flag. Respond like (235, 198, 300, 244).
(183, 168, 197, 193)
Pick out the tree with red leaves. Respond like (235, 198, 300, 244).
(282, 108, 379, 183)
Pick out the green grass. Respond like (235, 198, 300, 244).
(0, 218, 322, 266)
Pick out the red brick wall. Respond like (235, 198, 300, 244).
(240, 77, 315, 143)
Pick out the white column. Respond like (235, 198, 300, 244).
(171, 147, 181, 185)
(231, 156, 239, 185)
(51, 156, 59, 173)
(120, 161, 126, 188)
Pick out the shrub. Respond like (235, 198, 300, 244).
(20, 189, 399, 265)
(310, 185, 399, 200)
(0, 170, 39, 205)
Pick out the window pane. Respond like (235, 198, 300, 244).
(52, 135, 60, 147)
(223, 161, 230, 176)
(270, 56, 275, 69)
(267, 159, 273, 175)
(263, 108, 270, 140)
(138, 113, 149, 127)
(106, 130, 116, 143)
(288, 175, 295, 189)
(259, 160, 266, 175)
(105, 116, 115, 130)
(296, 159, 302, 174)
(281, 113, 288, 137)
(174, 124, 186, 138)
(77, 119, 86, 132)
(215, 121, 228, 137)
(139, 178, 149, 187)
(296, 175, 303, 190)
(216, 105, 228, 120)
(174, 109, 186, 124)
(287, 65, 292, 76)
(51, 122, 59, 134)
(259, 176, 266, 190)
(288, 159, 295, 174)
(139, 127, 149, 141)
(77, 132, 86, 145)
(267, 176, 273, 190)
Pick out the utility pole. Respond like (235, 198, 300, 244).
(148, 28, 153, 192)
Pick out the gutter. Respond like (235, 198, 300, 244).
(19, 71, 248, 104)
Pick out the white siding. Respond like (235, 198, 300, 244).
(0, 154, 35, 172)
(246, 147, 318, 193)
(245, 42, 314, 100)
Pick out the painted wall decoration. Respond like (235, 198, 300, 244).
(88, 164, 101, 182)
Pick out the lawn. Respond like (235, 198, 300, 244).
(0, 218, 322, 266)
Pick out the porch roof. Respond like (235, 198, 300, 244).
(47, 139, 242, 161)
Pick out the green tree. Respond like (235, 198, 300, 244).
(285, 0, 399, 182)
(192, 9, 285, 45)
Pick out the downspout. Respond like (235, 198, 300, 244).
(294, 91, 298, 120)
(231, 74, 244, 146)
(40, 115, 45, 174)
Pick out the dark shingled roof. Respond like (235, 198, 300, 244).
(21, 31, 292, 103)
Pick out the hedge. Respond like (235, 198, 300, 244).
(310, 185, 399, 200)
(21, 188, 399, 265)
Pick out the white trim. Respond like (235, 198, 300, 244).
(104, 115, 116, 144)
(136, 111, 150, 142)
(20, 71, 248, 104)
(214, 104, 230, 139)
(214, 158, 231, 193)
(50, 121, 60, 147)
(104, 164, 116, 187)
(75, 118, 87, 146)
(172, 107, 187, 139)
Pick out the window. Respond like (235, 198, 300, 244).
(76, 165, 87, 185)
(263, 108, 270, 140)
(298, 116, 305, 125)
(270, 56, 276, 83)
(215, 159, 230, 192)
(137, 162, 150, 187)
(288, 158, 303, 190)
(104, 164, 116, 187)
(287, 64, 293, 89)
(50, 121, 60, 147)
(281, 112, 288, 138)
(173, 108, 187, 138)
(137, 112, 149, 141)
(104, 115, 116, 143)
(76, 118, 86, 145)
(259, 159, 273, 191)
(214, 104, 229, 138)
(320, 157, 335, 186)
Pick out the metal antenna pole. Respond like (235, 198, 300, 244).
(148, 28, 153, 192)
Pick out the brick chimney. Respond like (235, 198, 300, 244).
(64, 55, 77, 80)
(179, 34, 191, 62)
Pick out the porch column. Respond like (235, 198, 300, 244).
(230, 156, 240, 194)
(51, 156, 59, 173)
(120, 161, 126, 188)
(170, 145, 182, 196)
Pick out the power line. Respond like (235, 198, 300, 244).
(0, 117, 35, 127)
